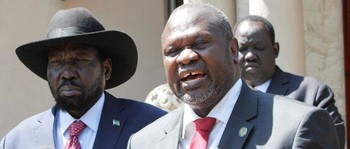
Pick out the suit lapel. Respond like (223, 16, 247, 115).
(218, 83, 258, 149)
(267, 66, 289, 95)
(156, 107, 183, 149)
(34, 108, 57, 148)
(93, 92, 126, 149)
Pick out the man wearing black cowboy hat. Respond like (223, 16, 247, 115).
(0, 7, 166, 149)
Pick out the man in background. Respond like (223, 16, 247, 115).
(234, 15, 345, 148)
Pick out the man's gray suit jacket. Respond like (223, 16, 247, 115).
(0, 92, 166, 149)
(127, 83, 340, 149)
(267, 66, 345, 148)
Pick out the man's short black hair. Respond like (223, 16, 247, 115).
(234, 15, 275, 43)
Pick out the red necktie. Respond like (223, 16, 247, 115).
(65, 120, 86, 149)
(190, 117, 216, 149)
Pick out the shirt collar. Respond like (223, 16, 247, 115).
(182, 79, 242, 138)
(251, 79, 271, 93)
(59, 92, 105, 134)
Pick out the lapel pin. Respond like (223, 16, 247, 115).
(238, 126, 248, 137)
(113, 119, 120, 126)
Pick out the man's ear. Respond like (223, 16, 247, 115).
(231, 38, 239, 64)
(103, 58, 112, 81)
(273, 42, 280, 58)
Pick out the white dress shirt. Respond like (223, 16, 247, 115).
(179, 79, 242, 149)
(252, 80, 271, 93)
(55, 93, 105, 149)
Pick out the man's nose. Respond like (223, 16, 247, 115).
(60, 62, 78, 80)
(176, 48, 199, 65)
(244, 50, 257, 61)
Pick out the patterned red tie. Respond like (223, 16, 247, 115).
(65, 120, 86, 149)
(190, 117, 216, 149)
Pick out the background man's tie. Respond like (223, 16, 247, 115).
(65, 120, 86, 149)
(190, 117, 216, 149)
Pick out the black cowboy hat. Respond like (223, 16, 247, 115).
(15, 7, 137, 89)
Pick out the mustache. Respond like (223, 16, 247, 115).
(240, 59, 259, 67)
(58, 80, 81, 89)
(178, 62, 204, 70)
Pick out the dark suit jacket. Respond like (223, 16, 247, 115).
(0, 92, 166, 149)
(267, 66, 345, 148)
(127, 83, 340, 149)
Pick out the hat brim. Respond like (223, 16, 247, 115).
(16, 30, 138, 89)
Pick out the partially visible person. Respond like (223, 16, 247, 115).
(127, 3, 340, 149)
(234, 15, 345, 148)
(145, 83, 183, 111)
(0, 7, 166, 149)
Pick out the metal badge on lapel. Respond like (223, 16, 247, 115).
(238, 126, 248, 137)
(113, 119, 120, 126)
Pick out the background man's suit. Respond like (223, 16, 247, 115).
(127, 83, 339, 149)
(267, 66, 345, 148)
(0, 92, 166, 149)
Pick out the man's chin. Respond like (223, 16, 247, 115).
(179, 89, 213, 105)
(55, 96, 84, 110)
(242, 70, 260, 78)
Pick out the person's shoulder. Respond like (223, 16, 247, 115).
(276, 68, 303, 80)
(256, 92, 333, 129)
(129, 107, 182, 147)
(2, 109, 53, 140)
(11, 109, 52, 130)
(257, 91, 320, 112)
(274, 94, 317, 110)
(288, 71, 331, 91)
(277, 67, 333, 92)
(279, 67, 323, 86)
(105, 92, 166, 114)
(136, 106, 182, 132)
(118, 97, 167, 115)
(303, 76, 326, 86)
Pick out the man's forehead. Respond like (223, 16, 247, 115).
(166, 28, 211, 44)
(236, 21, 270, 42)
(237, 21, 266, 34)
(168, 7, 216, 27)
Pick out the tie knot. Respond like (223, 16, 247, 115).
(194, 117, 216, 132)
(69, 120, 86, 137)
